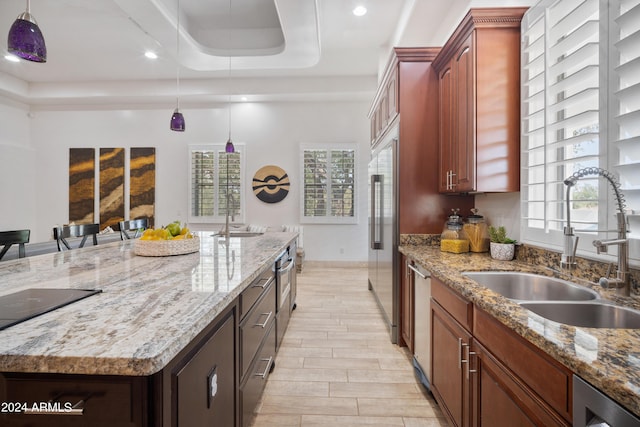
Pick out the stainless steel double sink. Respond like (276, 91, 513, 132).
(462, 271, 640, 329)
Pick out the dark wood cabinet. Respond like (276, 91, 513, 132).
(369, 47, 474, 235)
(472, 308, 572, 426)
(0, 373, 149, 427)
(434, 8, 525, 193)
(431, 276, 572, 427)
(175, 311, 236, 427)
(431, 277, 473, 427)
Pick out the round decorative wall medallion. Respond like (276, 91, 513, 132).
(252, 165, 290, 203)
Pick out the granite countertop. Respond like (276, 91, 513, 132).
(399, 244, 640, 418)
(0, 231, 297, 377)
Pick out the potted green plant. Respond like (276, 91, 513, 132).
(488, 226, 516, 260)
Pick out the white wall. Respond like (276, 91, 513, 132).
(0, 100, 37, 233)
(9, 100, 370, 261)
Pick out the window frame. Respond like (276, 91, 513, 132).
(520, 0, 640, 265)
(188, 143, 246, 225)
(299, 143, 358, 225)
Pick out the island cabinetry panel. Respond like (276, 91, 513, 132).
(0, 373, 149, 427)
(174, 311, 236, 427)
(434, 8, 525, 193)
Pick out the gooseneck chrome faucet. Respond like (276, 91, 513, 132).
(562, 167, 631, 296)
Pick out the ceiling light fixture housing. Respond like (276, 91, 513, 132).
(353, 5, 367, 17)
(7, 0, 47, 63)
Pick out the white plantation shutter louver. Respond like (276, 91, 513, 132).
(521, 0, 640, 263)
(301, 145, 357, 224)
(189, 145, 244, 223)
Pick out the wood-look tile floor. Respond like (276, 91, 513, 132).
(251, 266, 448, 427)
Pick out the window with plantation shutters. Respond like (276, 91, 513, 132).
(521, 0, 640, 262)
(189, 144, 244, 223)
(610, 0, 640, 246)
(301, 144, 357, 224)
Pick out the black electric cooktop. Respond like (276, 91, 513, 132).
(0, 288, 102, 331)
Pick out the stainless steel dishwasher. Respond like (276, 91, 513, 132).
(574, 375, 640, 426)
(409, 261, 431, 391)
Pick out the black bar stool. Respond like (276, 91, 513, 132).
(53, 224, 99, 251)
(0, 230, 30, 260)
(118, 218, 149, 240)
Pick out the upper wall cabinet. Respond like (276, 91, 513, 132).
(433, 8, 527, 194)
(368, 48, 475, 234)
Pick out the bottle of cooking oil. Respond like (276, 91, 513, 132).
(440, 209, 470, 253)
(463, 208, 489, 252)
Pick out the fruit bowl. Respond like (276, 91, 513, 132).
(134, 236, 200, 257)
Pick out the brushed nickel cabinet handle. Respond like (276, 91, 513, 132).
(254, 311, 273, 328)
(22, 397, 86, 416)
(255, 357, 274, 379)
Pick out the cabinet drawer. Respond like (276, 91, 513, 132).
(432, 277, 473, 332)
(0, 373, 147, 427)
(240, 282, 276, 380)
(240, 267, 274, 320)
(473, 308, 572, 422)
(240, 322, 276, 427)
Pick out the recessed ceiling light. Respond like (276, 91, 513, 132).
(241, 96, 248, 102)
(144, 51, 158, 59)
(5, 54, 20, 63)
(353, 5, 367, 16)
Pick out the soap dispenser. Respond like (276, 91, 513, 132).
(440, 209, 470, 253)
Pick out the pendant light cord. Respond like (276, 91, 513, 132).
(176, 0, 181, 108)
(227, 0, 232, 142)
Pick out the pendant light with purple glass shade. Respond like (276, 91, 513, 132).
(170, 0, 185, 132)
(7, 0, 47, 63)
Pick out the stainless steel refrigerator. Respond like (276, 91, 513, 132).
(368, 126, 398, 343)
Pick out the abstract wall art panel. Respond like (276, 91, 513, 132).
(99, 148, 125, 230)
(69, 148, 95, 224)
(130, 147, 156, 228)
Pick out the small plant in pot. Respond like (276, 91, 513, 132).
(488, 226, 516, 261)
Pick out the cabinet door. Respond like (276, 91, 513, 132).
(439, 63, 455, 192)
(454, 33, 475, 193)
(431, 300, 471, 427)
(176, 312, 235, 427)
(400, 256, 414, 350)
(471, 341, 569, 427)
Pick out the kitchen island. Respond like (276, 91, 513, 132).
(400, 243, 640, 424)
(0, 230, 298, 426)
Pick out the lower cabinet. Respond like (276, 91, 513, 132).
(431, 283, 472, 427)
(0, 373, 149, 427)
(174, 311, 236, 427)
(239, 322, 276, 427)
(430, 277, 572, 427)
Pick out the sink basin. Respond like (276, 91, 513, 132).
(462, 271, 599, 301)
(212, 231, 264, 238)
(520, 302, 640, 329)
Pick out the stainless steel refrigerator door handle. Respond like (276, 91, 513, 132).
(370, 174, 382, 249)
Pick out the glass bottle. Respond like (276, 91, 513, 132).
(464, 208, 489, 252)
(440, 209, 470, 253)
